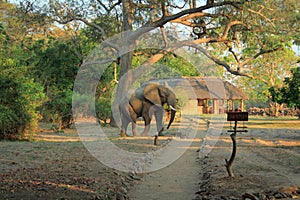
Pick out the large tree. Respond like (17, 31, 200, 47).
(232, 47, 298, 115)
(11, 0, 300, 123)
(14, 0, 299, 78)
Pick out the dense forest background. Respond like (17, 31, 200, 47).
(0, 0, 299, 139)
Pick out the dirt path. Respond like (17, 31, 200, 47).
(128, 122, 300, 200)
(128, 137, 202, 200)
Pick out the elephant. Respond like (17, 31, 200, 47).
(119, 83, 177, 137)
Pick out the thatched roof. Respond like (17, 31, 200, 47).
(153, 77, 248, 100)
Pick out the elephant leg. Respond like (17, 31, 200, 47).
(120, 117, 130, 137)
(154, 106, 164, 136)
(132, 120, 139, 136)
(130, 113, 139, 136)
(123, 104, 139, 136)
(141, 114, 151, 136)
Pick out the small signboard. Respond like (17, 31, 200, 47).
(227, 112, 248, 121)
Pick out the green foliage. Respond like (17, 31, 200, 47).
(132, 51, 200, 82)
(160, 54, 199, 76)
(0, 18, 45, 138)
(41, 89, 73, 130)
(33, 39, 81, 90)
(270, 67, 300, 110)
(282, 67, 300, 109)
(234, 47, 298, 110)
(0, 73, 45, 139)
(82, 15, 121, 43)
(0, 105, 18, 137)
(95, 98, 112, 124)
(31, 38, 82, 129)
(3, 0, 299, 133)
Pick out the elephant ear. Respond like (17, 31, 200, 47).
(143, 83, 162, 105)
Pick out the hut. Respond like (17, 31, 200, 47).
(155, 77, 248, 114)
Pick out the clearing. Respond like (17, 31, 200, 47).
(0, 117, 299, 199)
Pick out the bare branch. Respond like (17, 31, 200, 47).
(225, 42, 240, 63)
(132, 37, 253, 78)
(221, 20, 243, 39)
(238, 46, 284, 69)
(161, 1, 167, 17)
(131, 1, 244, 41)
(167, 0, 189, 9)
(247, 8, 275, 28)
(96, 0, 109, 12)
(170, 12, 207, 27)
(192, 45, 254, 78)
(160, 26, 168, 47)
(52, 3, 122, 56)
(96, 0, 122, 13)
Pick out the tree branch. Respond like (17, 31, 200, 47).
(130, 1, 244, 41)
(170, 12, 207, 27)
(225, 42, 240, 63)
(194, 45, 254, 78)
(247, 8, 275, 28)
(221, 20, 243, 39)
(161, 1, 167, 17)
(167, 0, 189, 9)
(238, 46, 284, 70)
(160, 26, 168, 48)
(96, 0, 122, 13)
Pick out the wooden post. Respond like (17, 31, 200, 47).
(226, 112, 248, 177)
(205, 99, 208, 114)
(225, 121, 237, 177)
(154, 135, 158, 145)
(213, 99, 219, 114)
(240, 99, 244, 111)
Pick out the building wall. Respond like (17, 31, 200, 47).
(181, 100, 199, 115)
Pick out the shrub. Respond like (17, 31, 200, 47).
(95, 98, 112, 124)
(40, 89, 73, 131)
(0, 105, 19, 138)
(0, 74, 45, 139)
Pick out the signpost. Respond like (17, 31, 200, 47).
(225, 111, 248, 177)
(227, 112, 249, 121)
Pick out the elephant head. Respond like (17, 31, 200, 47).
(142, 83, 177, 131)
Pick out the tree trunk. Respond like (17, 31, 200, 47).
(110, 0, 133, 127)
(269, 101, 280, 117)
(120, 0, 133, 78)
(119, 0, 133, 91)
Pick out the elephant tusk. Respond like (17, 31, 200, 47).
(169, 105, 176, 111)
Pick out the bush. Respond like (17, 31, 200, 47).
(0, 76, 28, 138)
(0, 105, 19, 138)
(40, 89, 73, 131)
(95, 98, 112, 124)
(0, 74, 45, 139)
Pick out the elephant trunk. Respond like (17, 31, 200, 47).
(167, 107, 176, 129)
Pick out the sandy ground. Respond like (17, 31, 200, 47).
(127, 119, 300, 200)
(0, 118, 299, 199)
(128, 136, 202, 200)
(195, 127, 300, 200)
